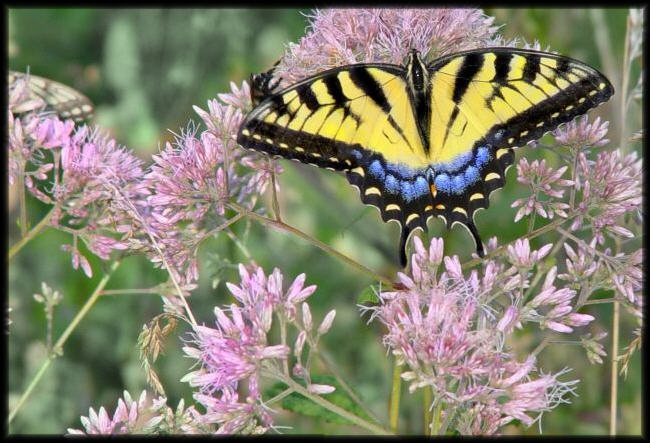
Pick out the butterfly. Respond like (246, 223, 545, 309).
(9, 71, 94, 123)
(237, 48, 614, 266)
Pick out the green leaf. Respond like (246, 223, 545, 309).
(265, 375, 375, 426)
(357, 285, 380, 305)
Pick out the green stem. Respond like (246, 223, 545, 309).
(389, 361, 402, 433)
(318, 350, 383, 426)
(8, 260, 120, 424)
(462, 217, 571, 270)
(431, 399, 443, 435)
(423, 386, 433, 435)
(228, 202, 394, 287)
(17, 170, 28, 237)
(610, 299, 620, 435)
(283, 377, 391, 435)
(8, 206, 57, 261)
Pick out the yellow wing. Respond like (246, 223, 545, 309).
(428, 48, 612, 165)
(238, 64, 428, 170)
(423, 48, 613, 235)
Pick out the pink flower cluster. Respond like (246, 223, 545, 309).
(369, 236, 591, 434)
(275, 8, 499, 85)
(182, 264, 334, 434)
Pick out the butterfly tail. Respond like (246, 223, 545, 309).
(399, 225, 411, 268)
(467, 221, 485, 258)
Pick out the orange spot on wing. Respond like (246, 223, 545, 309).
(430, 184, 437, 198)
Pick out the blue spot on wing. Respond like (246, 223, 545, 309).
(369, 160, 385, 180)
(464, 165, 479, 184)
(475, 146, 490, 168)
(451, 175, 467, 194)
(434, 174, 451, 193)
(413, 176, 429, 196)
(385, 174, 400, 194)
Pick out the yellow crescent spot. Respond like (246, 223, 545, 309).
(311, 152, 322, 158)
(453, 207, 468, 216)
(406, 213, 420, 225)
(294, 146, 305, 152)
(551, 112, 560, 118)
(385, 204, 400, 212)
(252, 134, 262, 140)
(470, 193, 484, 201)
(344, 159, 352, 166)
(425, 205, 434, 211)
(508, 137, 515, 144)
(536, 121, 544, 127)
(328, 157, 339, 162)
(599, 82, 607, 89)
(520, 130, 529, 137)
(351, 167, 365, 177)
(588, 90, 598, 96)
(486, 172, 500, 181)
(279, 143, 289, 149)
(265, 138, 274, 144)
(496, 148, 509, 159)
(578, 97, 586, 103)
(364, 187, 381, 196)
(435, 204, 445, 210)
(565, 105, 574, 111)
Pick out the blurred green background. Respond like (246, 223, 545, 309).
(8, 8, 642, 435)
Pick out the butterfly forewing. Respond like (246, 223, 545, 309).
(9, 71, 94, 123)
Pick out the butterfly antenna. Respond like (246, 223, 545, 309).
(467, 221, 485, 258)
(399, 225, 411, 268)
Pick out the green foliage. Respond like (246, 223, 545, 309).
(8, 8, 641, 435)
(266, 375, 375, 426)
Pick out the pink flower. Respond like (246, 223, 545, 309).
(274, 8, 498, 85)
(554, 115, 610, 148)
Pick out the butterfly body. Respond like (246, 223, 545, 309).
(238, 48, 613, 266)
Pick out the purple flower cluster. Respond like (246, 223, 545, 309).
(9, 73, 278, 285)
(182, 264, 334, 434)
(275, 8, 499, 85)
(9, 76, 145, 277)
(67, 390, 200, 435)
(511, 159, 573, 222)
(368, 236, 591, 434)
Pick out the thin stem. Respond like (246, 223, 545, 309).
(583, 297, 618, 306)
(8, 359, 52, 425)
(228, 202, 394, 287)
(282, 376, 391, 435)
(618, 13, 631, 155)
(8, 206, 57, 260)
(388, 361, 402, 433)
(423, 386, 433, 435)
(224, 228, 252, 260)
(318, 349, 383, 426)
(100, 288, 161, 296)
(105, 182, 197, 326)
(610, 299, 620, 435)
(17, 170, 28, 237)
(431, 399, 443, 435)
(8, 260, 120, 424)
(462, 217, 571, 270)
(269, 159, 282, 222)
(265, 388, 293, 406)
